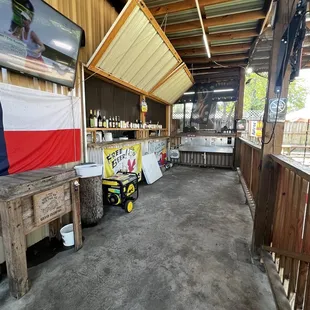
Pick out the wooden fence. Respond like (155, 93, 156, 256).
(239, 138, 261, 206)
(243, 122, 310, 157)
(266, 155, 310, 309)
(239, 137, 310, 309)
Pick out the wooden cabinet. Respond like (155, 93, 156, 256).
(0, 167, 83, 298)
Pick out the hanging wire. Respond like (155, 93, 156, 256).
(261, 0, 297, 146)
(303, 119, 310, 165)
(212, 60, 246, 69)
(161, 13, 168, 33)
(255, 72, 268, 79)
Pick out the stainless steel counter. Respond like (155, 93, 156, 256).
(179, 145, 234, 154)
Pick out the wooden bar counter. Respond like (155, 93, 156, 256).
(0, 167, 83, 298)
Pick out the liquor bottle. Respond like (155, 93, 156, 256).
(112, 116, 115, 128)
(118, 116, 121, 128)
(89, 109, 94, 128)
(103, 116, 107, 128)
(109, 116, 112, 128)
(94, 110, 99, 128)
(97, 110, 102, 128)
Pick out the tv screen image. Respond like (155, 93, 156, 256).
(0, 0, 82, 88)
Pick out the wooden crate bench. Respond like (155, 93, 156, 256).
(0, 167, 83, 298)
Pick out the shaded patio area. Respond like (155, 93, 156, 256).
(0, 167, 275, 310)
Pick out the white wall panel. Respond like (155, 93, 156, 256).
(152, 65, 193, 104)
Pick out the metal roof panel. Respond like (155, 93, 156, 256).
(204, 0, 265, 18)
(144, 0, 181, 8)
(151, 64, 193, 104)
(156, 8, 199, 26)
(208, 20, 259, 33)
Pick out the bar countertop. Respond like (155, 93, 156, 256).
(87, 136, 169, 148)
(175, 132, 236, 138)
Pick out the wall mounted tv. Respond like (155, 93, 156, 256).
(0, 0, 83, 88)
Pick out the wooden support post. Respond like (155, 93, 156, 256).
(0, 199, 29, 298)
(49, 218, 61, 241)
(233, 67, 245, 168)
(166, 104, 172, 137)
(253, 0, 295, 253)
(71, 180, 83, 251)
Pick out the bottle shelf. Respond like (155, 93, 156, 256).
(86, 128, 167, 131)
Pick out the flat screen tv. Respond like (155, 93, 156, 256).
(0, 0, 83, 88)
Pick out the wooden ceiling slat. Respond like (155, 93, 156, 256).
(150, 0, 232, 17)
(184, 53, 249, 63)
(178, 43, 251, 56)
(165, 10, 266, 34)
(170, 30, 258, 47)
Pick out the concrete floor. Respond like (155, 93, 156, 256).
(0, 166, 276, 310)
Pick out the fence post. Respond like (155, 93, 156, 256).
(233, 68, 245, 169)
(252, 0, 294, 253)
(250, 148, 254, 192)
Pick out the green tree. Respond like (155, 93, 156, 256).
(244, 73, 308, 112)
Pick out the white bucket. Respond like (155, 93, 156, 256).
(74, 164, 103, 178)
(104, 132, 113, 142)
(60, 224, 74, 247)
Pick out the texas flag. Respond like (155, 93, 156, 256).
(0, 82, 81, 176)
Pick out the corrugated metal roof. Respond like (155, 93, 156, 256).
(152, 64, 193, 104)
(144, 0, 181, 8)
(208, 20, 259, 34)
(96, 6, 180, 92)
(154, 0, 264, 25)
(156, 9, 199, 26)
(174, 37, 253, 50)
(167, 29, 203, 39)
(211, 37, 254, 46)
(176, 42, 205, 49)
(204, 0, 265, 18)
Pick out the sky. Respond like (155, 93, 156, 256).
(297, 68, 310, 108)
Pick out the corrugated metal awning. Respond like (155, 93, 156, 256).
(151, 63, 194, 104)
(87, 0, 193, 104)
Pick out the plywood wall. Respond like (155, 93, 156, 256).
(0, 0, 118, 94)
(85, 74, 140, 123)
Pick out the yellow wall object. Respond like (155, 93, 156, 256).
(104, 144, 142, 180)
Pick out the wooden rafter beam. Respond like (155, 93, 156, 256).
(178, 43, 251, 56)
(194, 72, 240, 80)
(165, 10, 266, 34)
(184, 53, 249, 63)
(150, 0, 232, 17)
(187, 60, 248, 70)
(193, 66, 240, 73)
(194, 76, 239, 83)
(170, 30, 258, 47)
